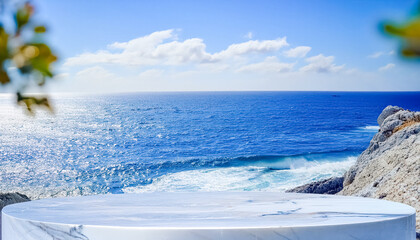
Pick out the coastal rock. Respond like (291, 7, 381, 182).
(0, 192, 31, 239)
(286, 177, 344, 194)
(342, 106, 420, 187)
(0, 192, 30, 211)
(339, 111, 420, 228)
(286, 105, 420, 230)
(377, 105, 403, 126)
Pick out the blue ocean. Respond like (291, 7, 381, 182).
(1, 92, 419, 199)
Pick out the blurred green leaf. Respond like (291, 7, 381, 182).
(29, 43, 57, 77)
(0, 27, 9, 61)
(14, 3, 33, 33)
(0, 69, 10, 84)
(34, 25, 46, 33)
(17, 92, 53, 113)
(0, 2, 58, 113)
(384, 13, 420, 58)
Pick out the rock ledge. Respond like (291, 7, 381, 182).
(287, 105, 420, 230)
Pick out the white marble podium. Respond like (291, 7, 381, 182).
(2, 192, 416, 240)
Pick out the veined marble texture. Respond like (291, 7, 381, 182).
(2, 192, 416, 240)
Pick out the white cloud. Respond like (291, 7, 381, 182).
(244, 32, 253, 39)
(152, 38, 213, 64)
(57, 30, 400, 93)
(62, 66, 127, 93)
(368, 50, 394, 58)
(213, 38, 288, 60)
(69, 30, 177, 66)
(378, 63, 395, 71)
(368, 52, 384, 58)
(65, 50, 119, 66)
(138, 69, 164, 79)
(237, 56, 295, 73)
(66, 30, 213, 66)
(64, 30, 289, 67)
(197, 62, 231, 73)
(284, 46, 311, 58)
(300, 54, 344, 73)
(76, 66, 115, 79)
(107, 29, 174, 50)
(53, 73, 70, 80)
(344, 68, 359, 75)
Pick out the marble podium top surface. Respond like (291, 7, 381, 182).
(2, 192, 415, 229)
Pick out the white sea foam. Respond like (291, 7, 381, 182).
(123, 156, 357, 193)
(359, 125, 380, 131)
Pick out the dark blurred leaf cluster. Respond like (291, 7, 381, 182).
(0, 1, 57, 113)
(384, 5, 420, 59)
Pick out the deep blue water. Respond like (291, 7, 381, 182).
(0, 92, 419, 198)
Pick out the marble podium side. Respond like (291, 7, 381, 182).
(2, 192, 416, 240)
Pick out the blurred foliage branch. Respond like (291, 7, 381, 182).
(384, 4, 420, 59)
(0, 1, 57, 113)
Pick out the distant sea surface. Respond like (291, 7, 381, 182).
(1, 92, 420, 199)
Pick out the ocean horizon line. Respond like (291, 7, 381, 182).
(1, 90, 420, 97)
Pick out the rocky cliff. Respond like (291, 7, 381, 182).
(288, 105, 420, 231)
(0, 192, 30, 212)
(340, 106, 420, 229)
(0, 192, 31, 239)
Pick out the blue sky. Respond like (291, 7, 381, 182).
(32, 0, 420, 92)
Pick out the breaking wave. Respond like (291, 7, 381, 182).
(123, 152, 357, 193)
(0, 151, 358, 199)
